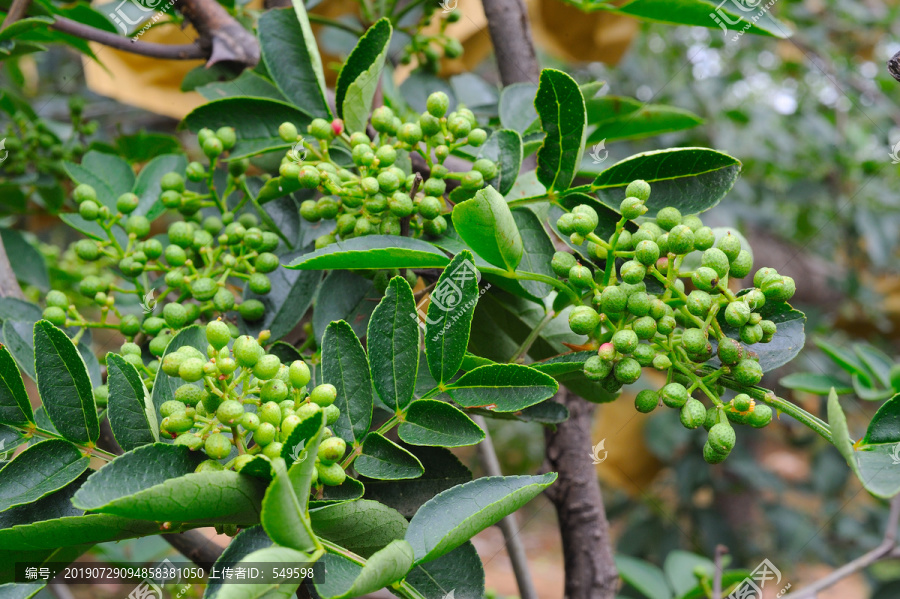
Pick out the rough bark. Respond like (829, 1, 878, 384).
(176, 0, 259, 66)
(481, 0, 540, 85)
(542, 389, 619, 599)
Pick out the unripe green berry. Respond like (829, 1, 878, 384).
(601, 286, 627, 314)
(691, 267, 719, 293)
(426, 91, 450, 117)
(717, 338, 744, 365)
(612, 329, 639, 354)
(191, 277, 218, 301)
(568, 264, 593, 289)
(652, 354, 672, 370)
(620, 197, 646, 220)
(740, 323, 763, 345)
(749, 404, 772, 428)
(288, 361, 311, 389)
(569, 306, 600, 335)
(316, 461, 347, 486)
(661, 383, 689, 408)
(73, 183, 97, 204)
(667, 225, 694, 255)
(680, 399, 706, 429)
(233, 335, 263, 367)
(701, 248, 730, 278)
(614, 358, 641, 384)
(79, 200, 100, 220)
(724, 301, 751, 327)
(708, 422, 735, 454)
(693, 227, 716, 251)
(583, 355, 613, 381)
(732, 359, 763, 386)
(635, 389, 659, 413)
(729, 250, 753, 279)
(216, 399, 244, 424)
(686, 291, 712, 317)
(318, 436, 346, 464)
(253, 354, 282, 381)
(310, 383, 337, 407)
(620, 261, 646, 285)
(625, 180, 651, 202)
(163, 303, 188, 329)
(703, 441, 728, 464)
(117, 192, 139, 214)
(634, 240, 660, 266)
(633, 316, 657, 340)
(656, 206, 682, 231)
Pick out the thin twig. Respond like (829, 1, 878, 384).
(50, 17, 206, 60)
(712, 544, 727, 599)
(472, 415, 539, 599)
(0, 0, 33, 30)
(790, 494, 900, 599)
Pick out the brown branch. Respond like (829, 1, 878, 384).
(176, 0, 259, 66)
(541, 388, 618, 599)
(712, 544, 727, 599)
(0, 0, 33, 30)
(480, 0, 539, 86)
(50, 17, 207, 60)
(162, 529, 225, 564)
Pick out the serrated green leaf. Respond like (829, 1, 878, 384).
(403, 541, 484, 599)
(258, 6, 330, 118)
(405, 473, 557, 563)
(310, 499, 407, 558)
(33, 320, 98, 444)
(288, 235, 451, 271)
(593, 147, 741, 215)
(0, 345, 32, 425)
(425, 251, 480, 385)
(715, 299, 805, 373)
(0, 439, 88, 512)
(355, 432, 424, 480)
(535, 69, 586, 192)
(511, 207, 557, 299)
(312, 271, 379, 343)
(323, 321, 373, 443)
(261, 437, 321, 553)
(106, 354, 158, 452)
(368, 277, 419, 413)
(452, 186, 523, 272)
(477, 130, 523, 196)
(336, 18, 392, 133)
(446, 364, 558, 412)
(587, 102, 703, 144)
(73, 443, 264, 523)
(397, 400, 484, 447)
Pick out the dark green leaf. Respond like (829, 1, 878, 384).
(319, 540, 414, 599)
(613, 0, 790, 38)
(862, 393, 900, 446)
(132, 154, 187, 220)
(368, 277, 419, 413)
(261, 449, 320, 552)
(0, 17, 53, 42)
(73, 443, 265, 523)
(405, 473, 557, 563)
(477, 130, 523, 196)
(499, 83, 538, 134)
(106, 354, 158, 452)
(0, 439, 88, 512)
(535, 69, 586, 192)
(398, 399, 484, 447)
(855, 344, 893, 389)
(82, 151, 135, 199)
(288, 235, 450, 271)
(663, 550, 714, 597)
(446, 364, 558, 412)
(530, 351, 596, 376)
(465, 399, 569, 424)
(114, 132, 182, 164)
(33, 320, 98, 444)
(403, 541, 484, 599)
(587, 103, 703, 144)
(312, 271, 379, 342)
(213, 546, 305, 599)
(311, 476, 365, 508)
(63, 158, 116, 208)
(510, 207, 556, 299)
(0, 583, 45, 599)
(425, 251, 480, 385)
(779, 373, 852, 395)
(593, 147, 741, 215)
(0, 345, 32, 425)
(452, 186, 523, 272)
(335, 18, 392, 133)
(203, 526, 273, 599)
(0, 298, 40, 324)
(258, 6, 330, 117)
(311, 499, 407, 558)
(716, 299, 805, 373)
(815, 338, 869, 378)
(355, 432, 424, 480)
(197, 71, 286, 103)
(0, 229, 48, 292)
(322, 320, 373, 443)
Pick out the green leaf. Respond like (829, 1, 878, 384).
(862, 393, 900, 446)
(317, 540, 414, 599)
(0, 583, 45, 599)
(311, 476, 366, 508)
(0, 229, 48, 292)
(322, 320, 373, 443)
(663, 550, 714, 597)
(615, 555, 671, 599)
(716, 299, 805, 373)
(403, 541, 485, 599)
(197, 71, 286, 103)
(258, 6, 330, 118)
(355, 432, 424, 480)
(678, 571, 753, 599)
(213, 546, 306, 599)
(855, 344, 893, 389)
(73, 443, 265, 523)
(311, 499, 407, 558)
(452, 186, 523, 272)
(261, 449, 321, 552)
(114, 132, 182, 164)
(0, 17, 53, 42)
(182, 98, 309, 160)
(335, 18, 392, 133)
(368, 277, 419, 412)
(446, 364, 559, 412)
(779, 373, 852, 395)
(405, 473, 557, 563)
(82, 151, 135, 199)
(477, 130, 523, 196)
(203, 526, 274, 599)
(593, 147, 741, 215)
(0, 298, 41, 324)
(33, 320, 98, 444)
(510, 207, 557, 299)
(313, 271, 379, 342)
(105, 354, 158, 452)
(612, 0, 790, 38)
(359, 445, 471, 517)
(0, 345, 32, 426)
(815, 338, 869, 379)
(132, 154, 187, 220)
(534, 68, 587, 192)
(0, 439, 89, 512)
(587, 102, 703, 144)
(499, 83, 539, 134)
(425, 251, 480, 385)
(289, 235, 450, 271)
(63, 159, 116, 209)
(398, 399, 484, 447)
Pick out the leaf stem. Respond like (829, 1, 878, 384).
(307, 14, 364, 35)
(318, 539, 428, 599)
(509, 310, 555, 363)
(18, 426, 118, 460)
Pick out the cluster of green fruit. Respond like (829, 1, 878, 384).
(49, 128, 281, 355)
(0, 97, 94, 179)
(277, 91, 498, 248)
(552, 179, 796, 463)
(397, 5, 464, 72)
(157, 321, 348, 486)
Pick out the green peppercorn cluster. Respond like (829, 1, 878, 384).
(156, 321, 348, 487)
(397, 4, 464, 72)
(0, 97, 93, 179)
(48, 126, 281, 353)
(552, 179, 795, 463)
(277, 92, 498, 248)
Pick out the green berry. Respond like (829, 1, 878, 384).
(79, 200, 100, 220)
(717, 338, 744, 365)
(686, 291, 712, 317)
(749, 404, 772, 428)
(117, 192, 139, 214)
(203, 433, 231, 459)
(667, 225, 694, 255)
(253, 354, 282, 381)
(729, 250, 753, 279)
(716, 233, 742, 262)
(289, 361, 311, 389)
(708, 422, 735, 454)
(42, 307, 66, 327)
(701, 248, 730, 278)
(601, 286, 628, 314)
(190, 277, 218, 302)
(691, 267, 719, 292)
(733, 359, 763, 386)
(163, 303, 188, 329)
(259, 402, 282, 428)
(661, 383, 689, 408)
(310, 383, 337, 407)
(426, 92, 450, 117)
(656, 207, 682, 231)
(568, 264, 593, 289)
(633, 316, 657, 340)
(625, 180, 651, 202)
(694, 227, 716, 251)
(316, 461, 347, 486)
(74, 239, 100, 261)
(216, 399, 244, 424)
(584, 355, 612, 381)
(652, 354, 672, 370)
(178, 357, 204, 383)
(635, 389, 659, 413)
(762, 275, 796, 302)
(635, 240, 660, 266)
(460, 170, 484, 190)
(162, 413, 195, 435)
(324, 404, 340, 425)
(612, 329, 638, 354)
(377, 170, 401, 193)
(73, 183, 97, 204)
(619, 197, 646, 220)
(703, 441, 728, 464)
(740, 323, 763, 345)
(233, 335, 263, 367)
(376, 145, 397, 166)
(614, 358, 641, 384)
(724, 301, 751, 327)
(261, 379, 289, 403)
(468, 128, 488, 146)
(206, 320, 231, 350)
(680, 399, 706, 429)
(569, 306, 600, 335)
(318, 436, 347, 464)
(620, 261, 646, 285)
(248, 273, 271, 295)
